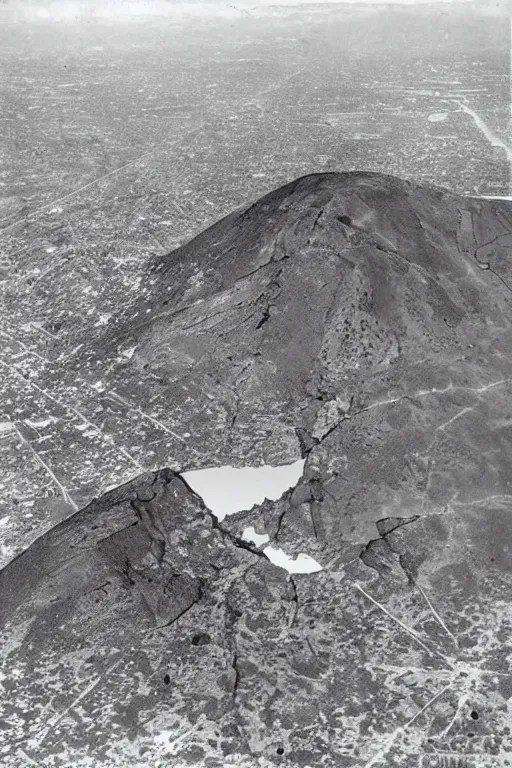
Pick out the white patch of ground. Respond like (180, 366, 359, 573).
(427, 112, 448, 122)
(242, 526, 270, 547)
(154, 730, 174, 748)
(263, 546, 323, 574)
(183, 460, 324, 574)
(182, 459, 305, 521)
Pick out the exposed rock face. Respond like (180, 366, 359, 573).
(2, 172, 512, 766)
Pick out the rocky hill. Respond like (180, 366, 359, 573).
(2, 172, 512, 766)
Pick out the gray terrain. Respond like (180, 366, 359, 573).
(1, 3, 512, 768)
(2, 170, 512, 767)
(1, 1, 510, 566)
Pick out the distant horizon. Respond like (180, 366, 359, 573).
(3, 0, 504, 10)
(2, 0, 508, 25)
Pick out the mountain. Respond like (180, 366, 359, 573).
(2, 171, 512, 766)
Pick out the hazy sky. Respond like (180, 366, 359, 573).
(9, 0, 493, 23)
(231, 0, 488, 3)
(13, 0, 489, 11)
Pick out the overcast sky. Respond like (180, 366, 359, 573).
(12, 0, 493, 9)
(232, 0, 488, 3)
(8, 0, 498, 23)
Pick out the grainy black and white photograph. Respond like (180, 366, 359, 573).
(1, 0, 512, 765)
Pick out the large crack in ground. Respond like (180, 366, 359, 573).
(124, 360, 512, 587)
(177, 471, 268, 562)
(359, 515, 421, 582)
(458, 206, 512, 296)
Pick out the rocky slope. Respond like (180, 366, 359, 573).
(2, 172, 512, 766)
